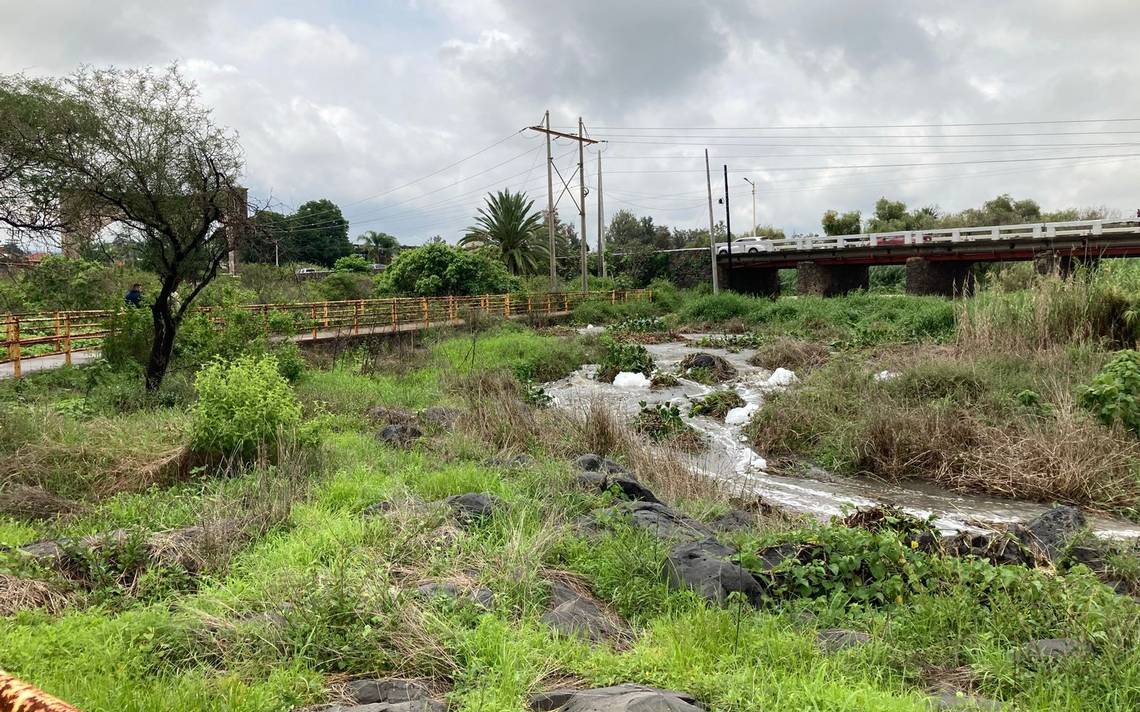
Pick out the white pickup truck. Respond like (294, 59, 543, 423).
(715, 237, 774, 255)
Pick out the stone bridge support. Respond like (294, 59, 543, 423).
(796, 262, 868, 296)
(719, 263, 780, 296)
(905, 257, 975, 296)
(1034, 251, 1100, 277)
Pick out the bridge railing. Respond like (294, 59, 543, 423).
(1, 289, 651, 377)
(754, 217, 1140, 254)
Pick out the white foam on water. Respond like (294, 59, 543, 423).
(612, 371, 651, 389)
(766, 367, 798, 387)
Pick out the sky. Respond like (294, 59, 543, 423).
(3, 0, 1140, 245)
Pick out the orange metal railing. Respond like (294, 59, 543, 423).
(0, 670, 81, 711)
(2, 289, 652, 378)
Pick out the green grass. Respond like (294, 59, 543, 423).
(677, 292, 956, 346)
(432, 324, 603, 382)
(4, 325, 1140, 711)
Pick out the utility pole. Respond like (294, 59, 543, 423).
(597, 150, 605, 278)
(526, 114, 599, 292)
(544, 110, 557, 291)
(705, 149, 718, 294)
(578, 116, 588, 292)
(743, 177, 757, 236)
(723, 164, 733, 291)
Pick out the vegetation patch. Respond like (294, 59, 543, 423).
(688, 390, 745, 419)
(632, 401, 705, 452)
(190, 354, 303, 458)
(596, 340, 656, 383)
(1079, 349, 1140, 433)
(748, 337, 830, 374)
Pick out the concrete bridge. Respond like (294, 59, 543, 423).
(718, 217, 1140, 296)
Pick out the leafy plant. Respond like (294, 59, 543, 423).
(633, 401, 705, 451)
(689, 390, 745, 419)
(1079, 350, 1140, 433)
(650, 372, 680, 389)
(332, 254, 371, 273)
(611, 316, 668, 334)
(596, 339, 656, 382)
(190, 354, 303, 456)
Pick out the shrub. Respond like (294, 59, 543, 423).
(273, 342, 307, 383)
(688, 390, 745, 419)
(333, 254, 371, 273)
(190, 354, 302, 456)
(102, 307, 154, 369)
(175, 306, 265, 368)
(596, 340, 655, 382)
(377, 243, 518, 296)
(317, 271, 374, 301)
(1079, 350, 1140, 433)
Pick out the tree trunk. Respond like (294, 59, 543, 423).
(144, 291, 178, 391)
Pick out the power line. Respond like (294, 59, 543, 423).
(602, 152, 1140, 174)
(559, 117, 1140, 130)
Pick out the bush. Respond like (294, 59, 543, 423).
(175, 306, 265, 368)
(333, 255, 371, 273)
(317, 271, 374, 301)
(377, 243, 519, 296)
(102, 307, 154, 369)
(596, 340, 655, 382)
(273, 342, 307, 383)
(1079, 350, 1140, 433)
(190, 354, 302, 456)
(688, 390, 745, 419)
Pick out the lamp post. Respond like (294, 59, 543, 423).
(742, 177, 757, 236)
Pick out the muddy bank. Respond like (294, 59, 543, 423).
(544, 338, 1140, 539)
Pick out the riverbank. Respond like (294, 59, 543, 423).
(2, 322, 1138, 710)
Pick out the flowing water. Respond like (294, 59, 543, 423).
(544, 338, 1140, 539)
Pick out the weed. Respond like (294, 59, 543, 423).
(190, 354, 303, 457)
(1078, 350, 1140, 433)
(632, 401, 705, 452)
(596, 340, 656, 382)
(688, 390, 745, 419)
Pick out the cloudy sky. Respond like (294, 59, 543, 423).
(3, 0, 1140, 244)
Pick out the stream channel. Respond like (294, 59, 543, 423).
(543, 338, 1140, 539)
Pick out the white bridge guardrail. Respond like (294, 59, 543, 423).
(719, 218, 1140, 254)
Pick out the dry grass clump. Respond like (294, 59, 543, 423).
(447, 369, 538, 453)
(946, 404, 1140, 509)
(0, 574, 70, 615)
(748, 337, 830, 374)
(0, 484, 88, 521)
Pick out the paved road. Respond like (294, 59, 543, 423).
(0, 350, 100, 379)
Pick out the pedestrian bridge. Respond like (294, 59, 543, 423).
(1, 289, 651, 379)
(720, 217, 1140, 296)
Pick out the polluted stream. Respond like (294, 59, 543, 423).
(544, 337, 1140, 539)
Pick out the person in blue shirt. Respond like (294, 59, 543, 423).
(124, 283, 143, 307)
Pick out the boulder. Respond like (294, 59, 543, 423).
(488, 454, 536, 469)
(665, 538, 764, 606)
(1019, 638, 1082, 663)
(679, 353, 736, 382)
(414, 581, 494, 610)
(706, 509, 757, 533)
(366, 406, 414, 425)
(541, 581, 621, 642)
(1018, 506, 1086, 563)
(307, 677, 447, 712)
(378, 423, 423, 448)
(815, 628, 871, 653)
(575, 454, 630, 475)
(445, 493, 502, 524)
(573, 469, 660, 504)
(584, 501, 710, 541)
(530, 684, 704, 711)
(418, 407, 461, 431)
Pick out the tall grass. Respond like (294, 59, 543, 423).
(959, 265, 1140, 351)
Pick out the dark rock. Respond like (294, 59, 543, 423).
(574, 454, 630, 475)
(815, 628, 871, 653)
(1019, 638, 1082, 663)
(706, 509, 757, 533)
(317, 702, 445, 712)
(1066, 544, 1108, 572)
(529, 684, 704, 711)
(342, 678, 433, 705)
(752, 541, 815, 572)
(488, 454, 536, 468)
(414, 581, 494, 610)
(445, 493, 502, 523)
(679, 353, 736, 382)
(418, 406, 461, 431)
(574, 471, 609, 491)
(587, 501, 711, 541)
(665, 538, 763, 606)
(541, 581, 620, 642)
(378, 423, 423, 448)
(1018, 506, 1086, 563)
(574, 468, 660, 504)
(366, 406, 415, 425)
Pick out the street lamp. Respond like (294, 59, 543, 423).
(742, 177, 757, 237)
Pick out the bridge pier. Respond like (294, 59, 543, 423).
(796, 262, 868, 296)
(1034, 251, 1099, 277)
(720, 264, 780, 296)
(905, 257, 975, 297)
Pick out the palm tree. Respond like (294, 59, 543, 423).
(358, 230, 399, 264)
(460, 190, 547, 275)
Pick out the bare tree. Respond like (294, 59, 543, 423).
(0, 65, 255, 389)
